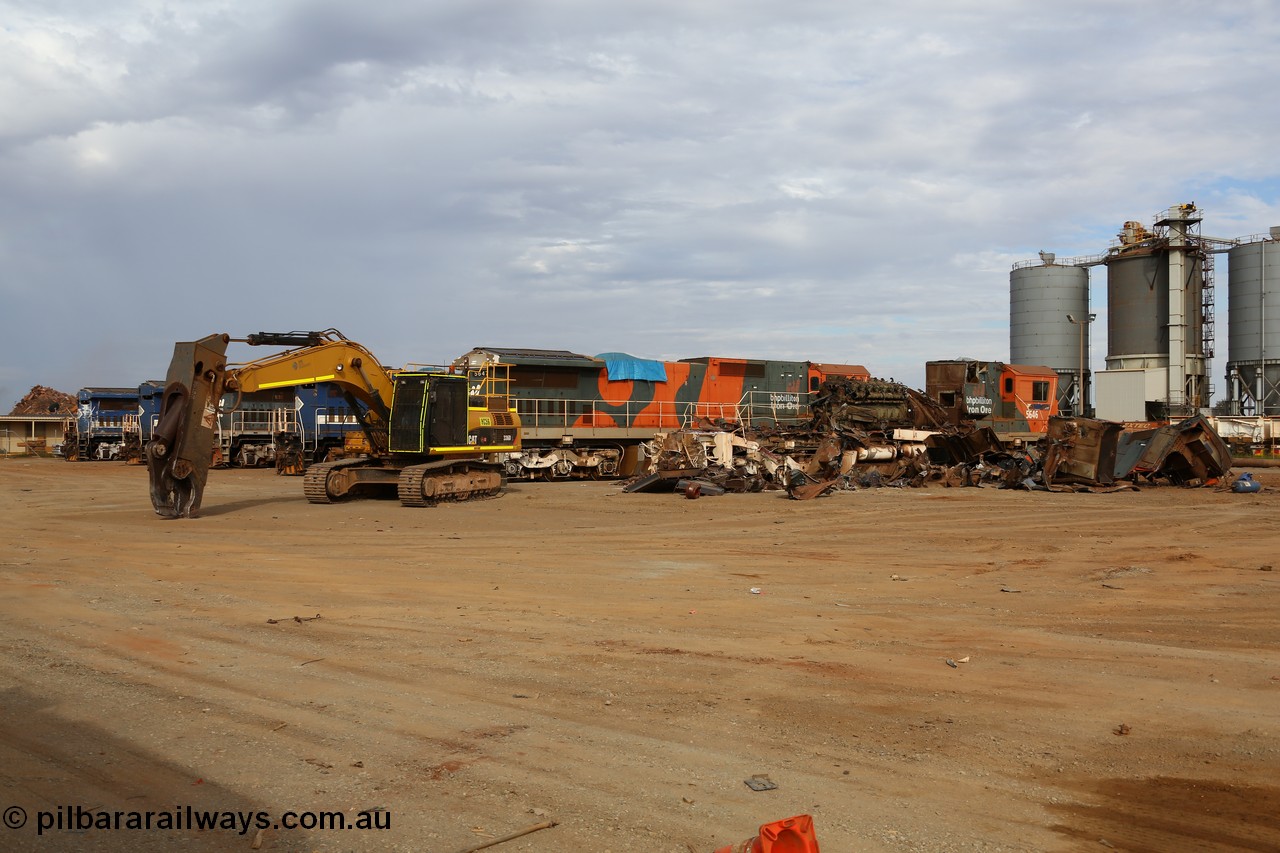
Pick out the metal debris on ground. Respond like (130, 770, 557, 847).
(621, 376, 1235, 498)
(1043, 414, 1232, 490)
(266, 613, 322, 625)
(744, 775, 778, 792)
(1231, 472, 1262, 493)
(677, 478, 726, 497)
(448, 820, 558, 853)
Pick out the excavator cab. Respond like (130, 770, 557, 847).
(387, 372, 517, 453)
(388, 373, 470, 452)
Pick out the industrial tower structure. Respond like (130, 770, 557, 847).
(1011, 202, 1246, 423)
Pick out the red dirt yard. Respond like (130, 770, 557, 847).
(1, 458, 1278, 852)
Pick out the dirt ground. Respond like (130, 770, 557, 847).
(1, 458, 1278, 852)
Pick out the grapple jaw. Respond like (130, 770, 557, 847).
(146, 335, 229, 518)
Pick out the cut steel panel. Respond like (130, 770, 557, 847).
(1041, 416, 1123, 486)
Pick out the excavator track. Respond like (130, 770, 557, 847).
(304, 458, 374, 504)
(397, 461, 505, 507)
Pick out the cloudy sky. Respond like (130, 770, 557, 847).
(2, 0, 1278, 411)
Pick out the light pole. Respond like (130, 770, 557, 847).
(1066, 313, 1096, 416)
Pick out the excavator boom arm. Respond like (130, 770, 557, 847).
(224, 338, 395, 424)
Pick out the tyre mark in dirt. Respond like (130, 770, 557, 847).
(5, 622, 540, 763)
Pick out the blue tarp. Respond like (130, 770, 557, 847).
(595, 352, 668, 382)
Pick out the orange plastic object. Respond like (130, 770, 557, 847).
(713, 814, 819, 853)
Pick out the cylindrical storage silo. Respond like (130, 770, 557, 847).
(1227, 236, 1280, 415)
(1104, 247, 1204, 366)
(1010, 262, 1090, 414)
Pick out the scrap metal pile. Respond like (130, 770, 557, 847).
(9, 385, 76, 416)
(624, 378, 1233, 499)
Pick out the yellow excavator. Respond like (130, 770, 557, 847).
(146, 330, 519, 517)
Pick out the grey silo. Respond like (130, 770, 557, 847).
(1104, 248, 1205, 365)
(1227, 233, 1280, 414)
(1010, 261, 1090, 412)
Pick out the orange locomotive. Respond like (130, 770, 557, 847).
(456, 348, 870, 479)
(925, 359, 1059, 442)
